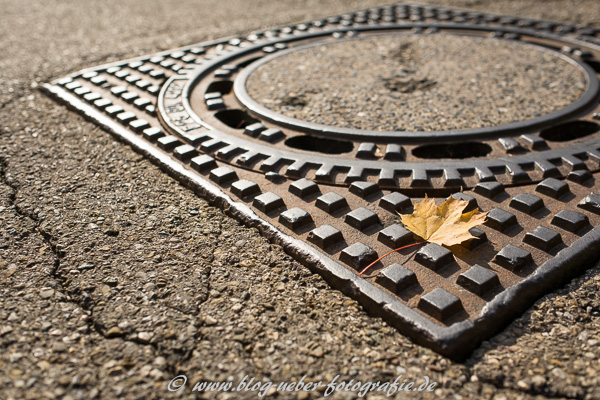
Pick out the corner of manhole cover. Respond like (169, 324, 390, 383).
(43, 2, 600, 359)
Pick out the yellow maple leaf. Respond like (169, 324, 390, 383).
(399, 195, 487, 247)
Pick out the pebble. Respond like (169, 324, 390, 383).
(57, 376, 71, 386)
(105, 327, 124, 338)
(39, 288, 54, 299)
(309, 347, 324, 358)
(137, 332, 152, 343)
(103, 277, 118, 287)
(231, 304, 243, 312)
(52, 342, 67, 353)
(78, 262, 95, 270)
(239, 259, 255, 268)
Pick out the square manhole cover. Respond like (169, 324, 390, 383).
(44, 3, 600, 358)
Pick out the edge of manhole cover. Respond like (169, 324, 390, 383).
(42, 2, 600, 359)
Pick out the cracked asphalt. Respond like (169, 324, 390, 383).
(1, 1, 600, 399)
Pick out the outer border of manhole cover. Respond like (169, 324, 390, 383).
(42, 3, 600, 359)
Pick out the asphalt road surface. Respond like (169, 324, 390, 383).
(1, 1, 600, 399)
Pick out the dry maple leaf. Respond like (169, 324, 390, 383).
(399, 195, 487, 247)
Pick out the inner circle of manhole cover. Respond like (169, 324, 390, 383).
(242, 33, 588, 133)
(174, 24, 600, 189)
(45, 2, 600, 359)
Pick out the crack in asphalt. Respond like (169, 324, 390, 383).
(0, 156, 195, 386)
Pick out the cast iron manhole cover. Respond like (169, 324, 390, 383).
(44, 3, 600, 359)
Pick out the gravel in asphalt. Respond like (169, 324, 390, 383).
(247, 34, 585, 132)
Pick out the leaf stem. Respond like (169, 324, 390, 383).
(358, 242, 426, 276)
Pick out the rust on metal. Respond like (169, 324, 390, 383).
(44, 3, 600, 358)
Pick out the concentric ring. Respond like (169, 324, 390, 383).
(234, 29, 600, 142)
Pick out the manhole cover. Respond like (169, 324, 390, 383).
(44, 3, 600, 359)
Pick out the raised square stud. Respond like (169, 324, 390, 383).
(149, 70, 165, 79)
(340, 243, 377, 270)
(209, 166, 237, 185)
(157, 135, 181, 150)
(520, 134, 546, 150)
(523, 226, 562, 251)
(121, 91, 139, 103)
(190, 154, 217, 172)
(90, 76, 107, 86)
(135, 80, 152, 90)
(384, 144, 403, 160)
(376, 264, 417, 293)
(114, 70, 129, 79)
(200, 138, 225, 153)
(493, 245, 533, 270)
(134, 97, 152, 110)
(579, 193, 600, 215)
(74, 87, 91, 96)
(418, 288, 463, 321)
(473, 181, 504, 199)
(279, 208, 312, 230)
(173, 144, 197, 160)
(105, 104, 124, 116)
(316, 192, 348, 213)
(65, 81, 82, 91)
(510, 193, 544, 214)
(129, 119, 150, 132)
(214, 68, 232, 78)
(206, 98, 225, 110)
(259, 128, 284, 142)
(230, 180, 260, 198)
(498, 137, 525, 153)
(147, 86, 160, 95)
(81, 71, 98, 80)
(160, 59, 175, 69)
(142, 127, 164, 141)
(145, 104, 156, 116)
(567, 170, 592, 183)
(551, 210, 589, 233)
(289, 178, 319, 199)
(377, 224, 413, 248)
(379, 192, 411, 213)
(349, 181, 379, 198)
(535, 178, 569, 199)
(461, 227, 488, 250)
(83, 92, 101, 102)
(110, 86, 127, 96)
(457, 265, 500, 295)
(307, 225, 343, 249)
(253, 192, 285, 213)
(244, 122, 266, 137)
(452, 192, 478, 212)
(415, 243, 454, 270)
(484, 208, 517, 232)
(356, 142, 377, 159)
(94, 98, 112, 109)
(137, 64, 152, 73)
(344, 208, 379, 231)
(204, 92, 221, 100)
(116, 112, 137, 124)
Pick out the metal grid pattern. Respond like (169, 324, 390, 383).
(44, 2, 600, 358)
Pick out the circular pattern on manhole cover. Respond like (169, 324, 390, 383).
(157, 19, 600, 191)
(243, 34, 587, 133)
